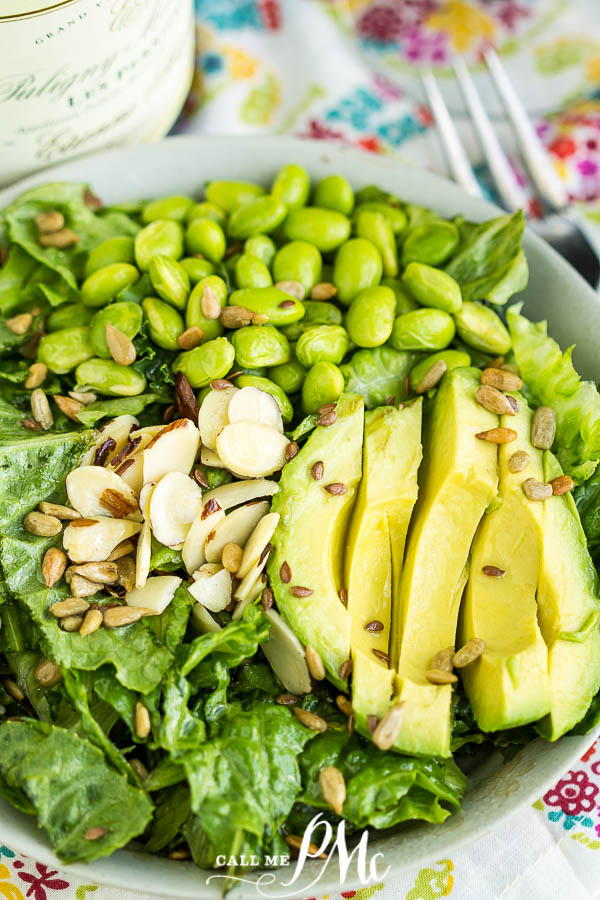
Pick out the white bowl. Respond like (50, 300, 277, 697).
(1, 135, 599, 898)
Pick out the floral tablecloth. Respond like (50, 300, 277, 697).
(6, 2, 600, 899)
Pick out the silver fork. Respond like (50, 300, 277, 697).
(421, 48, 600, 288)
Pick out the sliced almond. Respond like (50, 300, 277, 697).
(188, 567, 232, 612)
(66, 466, 139, 520)
(182, 500, 225, 574)
(80, 414, 139, 466)
(126, 574, 182, 615)
(201, 479, 278, 512)
(116, 430, 158, 495)
(63, 517, 142, 563)
(200, 446, 225, 468)
(197, 387, 238, 452)
(237, 512, 279, 579)
(216, 423, 289, 478)
(204, 500, 269, 564)
(192, 562, 222, 579)
(135, 483, 154, 589)
(149, 471, 203, 548)
(143, 418, 200, 485)
(227, 386, 283, 433)
(232, 549, 271, 616)
(261, 608, 312, 695)
(191, 603, 222, 634)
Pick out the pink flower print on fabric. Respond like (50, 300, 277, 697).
(402, 26, 449, 63)
(544, 769, 598, 816)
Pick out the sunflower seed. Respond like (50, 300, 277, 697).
(292, 707, 327, 732)
(38, 502, 79, 521)
(21, 418, 41, 432)
(339, 658, 353, 680)
(305, 645, 326, 680)
(506, 395, 519, 413)
(103, 606, 152, 628)
(34, 659, 62, 687)
(24, 511, 62, 536)
(430, 646, 454, 672)
(372, 702, 405, 750)
(482, 565, 505, 577)
(310, 282, 337, 300)
(550, 474, 575, 496)
(222, 542, 243, 574)
(280, 561, 292, 583)
(169, 849, 191, 861)
(177, 326, 205, 350)
(336, 695, 353, 716)
(107, 539, 137, 561)
(35, 210, 65, 234)
(69, 390, 97, 406)
(365, 620, 384, 633)
(71, 574, 102, 598)
(480, 367, 523, 391)
(6, 313, 33, 334)
(276, 693, 298, 705)
(80, 608, 104, 636)
(73, 562, 118, 584)
(319, 766, 346, 815)
(488, 355, 505, 369)
(61, 615, 83, 631)
(252, 313, 269, 325)
(453, 638, 485, 668)
(3, 679, 25, 701)
(416, 359, 447, 394)
(30, 389, 53, 430)
(129, 758, 149, 781)
(426, 668, 458, 684)
(135, 701, 151, 739)
(53, 394, 84, 422)
(116, 556, 136, 591)
(311, 460, 324, 481)
(85, 827, 108, 841)
(105, 323, 136, 366)
(475, 427, 517, 444)
(522, 478, 553, 501)
(324, 482, 345, 495)
(508, 450, 530, 473)
(41, 547, 67, 587)
(50, 597, 90, 618)
(275, 280, 304, 302)
(317, 403, 336, 415)
(285, 441, 299, 462)
(25, 362, 47, 389)
(475, 384, 515, 416)
(531, 406, 556, 450)
(219, 305, 254, 329)
(290, 586, 313, 597)
(284, 835, 327, 858)
(39, 228, 78, 248)
(201, 285, 222, 320)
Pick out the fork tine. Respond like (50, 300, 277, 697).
(453, 57, 528, 212)
(421, 68, 483, 198)
(483, 47, 568, 212)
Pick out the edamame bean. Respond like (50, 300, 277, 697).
(295, 324, 350, 368)
(149, 255, 190, 310)
(235, 254, 273, 289)
(313, 175, 354, 216)
(185, 218, 226, 263)
(271, 164, 311, 209)
(84, 237, 134, 278)
(268, 358, 307, 394)
(301, 361, 344, 414)
(235, 374, 293, 423)
(409, 349, 471, 391)
(402, 261, 462, 314)
(89, 302, 143, 358)
(142, 297, 185, 351)
(174, 337, 236, 388)
(135, 220, 184, 271)
(355, 209, 398, 277)
(272, 241, 322, 297)
(227, 196, 287, 239)
(346, 285, 396, 348)
(401, 219, 460, 267)
(205, 181, 265, 212)
(180, 257, 217, 283)
(333, 238, 382, 305)
(38, 326, 94, 374)
(284, 207, 351, 253)
(187, 201, 226, 226)
(389, 308, 455, 351)
(142, 195, 194, 224)
(381, 277, 419, 315)
(186, 275, 227, 341)
(228, 287, 304, 325)
(244, 235, 276, 267)
(75, 358, 147, 396)
(81, 263, 139, 308)
(454, 302, 511, 355)
(355, 202, 407, 235)
(231, 325, 290, 368)
(280, 299, 342, 341)
(47, 303, 93, 332)
(115, 272, 152, 305)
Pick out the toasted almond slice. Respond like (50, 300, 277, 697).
(191, 603, 222, 634)
(182, 501, 225, 574)
(197, 387, 238, 452)
(216, 423, 289, 478)
(115, 429, 158, 495)
(143, 418, 200, 485)
(126, 574, 182, 615)
(148, 471, 203, 548)
(80, 414, 139, 466)
(201, 479, 278, 512)
(227, 386, 283, 433)
(232, 549, 271, 615)
(63, 517, 142, 563)
(261, 608, 312, 695)
(200, 446, 225, 468)
(237, 512, 279, 579)
(192, 562, 222, 579)
(204, 500, 269, 564)
(188, 567, 232, 612)
(135, 483, 154, 589)
(66, 466, 140, 520)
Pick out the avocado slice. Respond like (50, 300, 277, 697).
(459, 393, 551, 732)
(536, 451, 600, 740)
(392, 367, 499, 758)
(345, 402, 423, 732)
(268, 393, 364, 687)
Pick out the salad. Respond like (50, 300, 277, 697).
(1, 167, 600, 875)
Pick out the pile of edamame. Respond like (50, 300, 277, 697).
(18, 164, 527, 421)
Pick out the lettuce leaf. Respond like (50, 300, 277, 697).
(340, 346, 418, 408)
(507, 305, 600, 482)
(180, 604, 269, 679)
